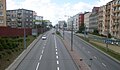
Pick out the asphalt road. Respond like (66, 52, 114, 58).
(16, 30, 77, 70)
(60, 30, 120, 70)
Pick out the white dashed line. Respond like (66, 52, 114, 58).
(88, 51, 90, 53)
(41, 50, 44, 54)
(102, 63, 106, 67)
(94, 56, 97, 59)
(57, 60, 59, 64)
(56, 56, 58, 59)
(56, 52, 58, 55)
(56, 49, 57, 51)
(43, 47, 45, 49)
(57, 67, 60, 70)
(36, 63, 40, 70)
(39, 55, 42, 61)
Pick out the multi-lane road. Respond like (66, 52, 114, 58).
(61, 30, 120, 70)
(14, 30, 77, 70)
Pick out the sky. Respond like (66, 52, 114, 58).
(6, 0, 112, 25)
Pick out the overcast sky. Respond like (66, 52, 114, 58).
(6, 0, 112, 25)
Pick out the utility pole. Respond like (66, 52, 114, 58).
(71, 20, 74, 51)
(63, 23, 64, 39)
(106, 22, 109, 51)
(24, 23, 26, 49)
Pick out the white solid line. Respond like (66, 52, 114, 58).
(56, 56, 59, 59)
(39, 55, 42, 60)
(56, 48, 57, 51)
(102, 63, 106, 67)
(94, 56, 97, 59)
(41, 50, 44, 54)
(36, 63, 40, 70)
(57, 67, 60, 70)
(56, 52, 58, 55)
(57, 60, 59, 64)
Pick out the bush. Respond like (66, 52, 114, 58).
(6, 51, 12, 55)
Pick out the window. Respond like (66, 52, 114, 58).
(0, 19, 3, 23)
(0, 11, 3, 16)
(0, 4, 3, 9)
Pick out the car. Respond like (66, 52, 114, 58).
(42, 36, 46, 40)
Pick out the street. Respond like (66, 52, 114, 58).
(15, 30, 77, 70)
(61, 30, 120, 70)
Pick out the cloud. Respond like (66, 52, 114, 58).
(6, 0, 112, 25)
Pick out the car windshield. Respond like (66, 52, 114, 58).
(1, 0, 120, 70)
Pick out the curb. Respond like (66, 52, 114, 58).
(5, 34, 44, 70)
(76, 34, 120, 64)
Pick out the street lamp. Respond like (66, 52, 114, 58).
(71, 18, 74, 51)
(24, 23, 26, 49)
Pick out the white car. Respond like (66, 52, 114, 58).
(42, 36, 46, 40)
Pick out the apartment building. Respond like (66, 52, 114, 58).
(112, 0, 120, 38)
(89, 7, 99, 32)
(98, 5, 106, 35)
(6, 10, 17, 28)
(104, 1, 113, 36)
(84, 12, 91, 32)
(6, 9, 34, 28)
(0, 0, 6, 26)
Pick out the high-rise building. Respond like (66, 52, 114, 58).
(112, 0, 120, 38)
(84, 12, 91, 32)
(89, 7, 99, 32)
(0, 0, 6, 26)
(98, 5, 106, 35)
(6, 9, 34, 28)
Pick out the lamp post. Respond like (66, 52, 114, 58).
(24, 23, 26, 49)
(71, 19, 74, 51)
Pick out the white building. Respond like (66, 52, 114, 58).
(35, 16, 43, 25)
(84, 12, 91, 32)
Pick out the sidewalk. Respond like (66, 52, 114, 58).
(76, 33, 120, 54)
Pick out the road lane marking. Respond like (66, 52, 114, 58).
(56, 52, 58, 55)
(56, 49, 57, 51)
(57, 60, 59, 64)
(43, 47, 45, 49)
(94, 56, 97, 59)
(88, 51, 90, 53)
(56, 56, 58, 59)
(36, 63, 40, 70)
(57, 67, 60, 70)
(102, 63, 106, 67)
(39, 55, 42, 61)
(41, 50, 44, 54)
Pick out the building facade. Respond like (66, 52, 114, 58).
(112, 0, 120, 38)
(84, 12, 91, 32)
(6, 9, 34, 28)
(0, 0, 6, 26)
(89, 7, 99, 32)
(98, 5, 106, 35)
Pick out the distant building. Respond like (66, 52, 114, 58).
(0, 0, 6, 26)
(58, 20, 66, 29)
(84, 12, 91, 32)
(6, 9, 34, 28)
(89, 7, 99, 32)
